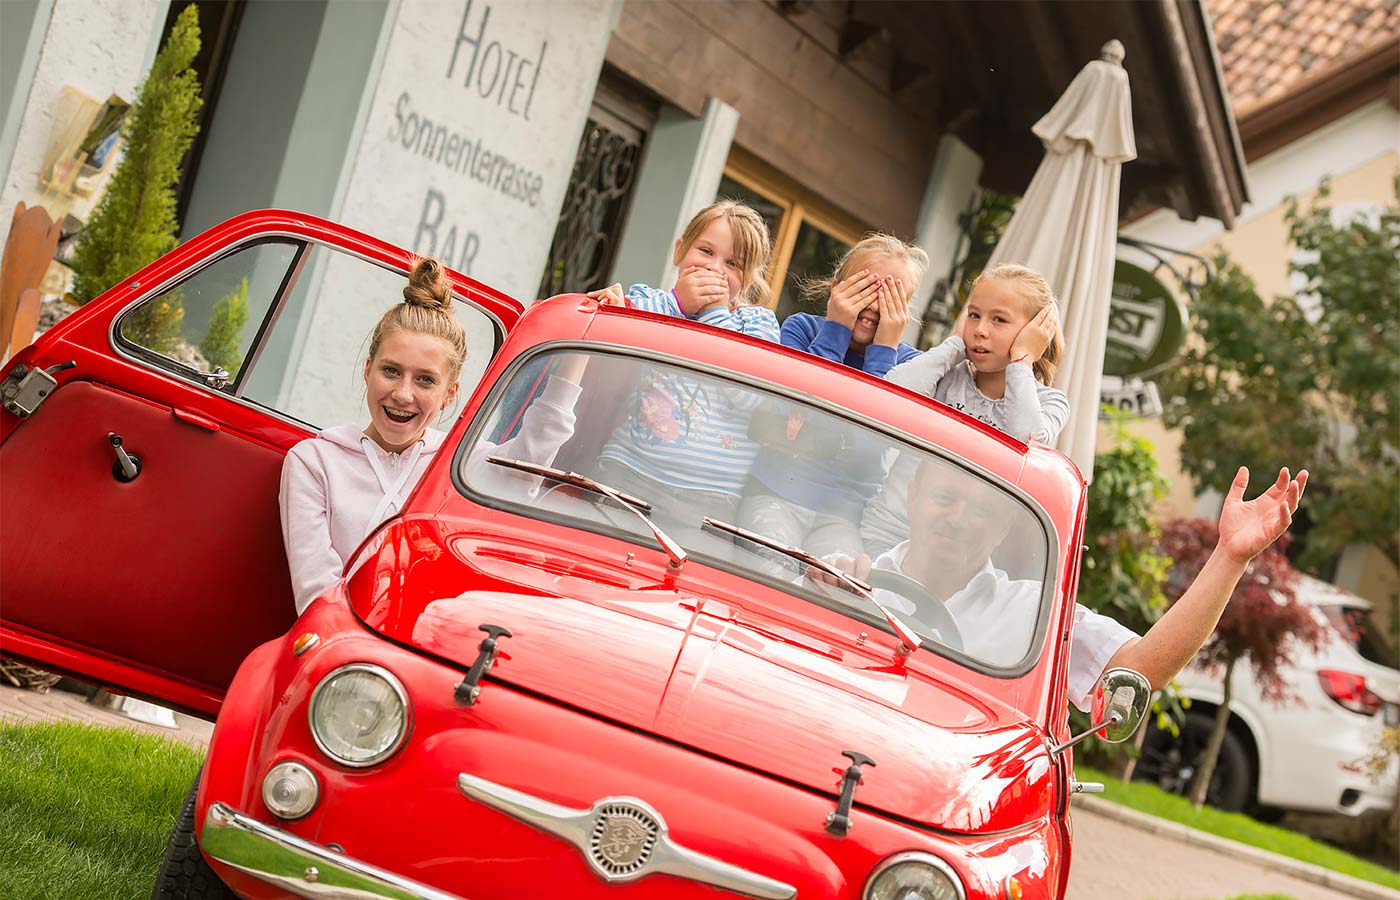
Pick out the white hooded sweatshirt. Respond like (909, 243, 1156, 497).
(280, 376, 581, 612)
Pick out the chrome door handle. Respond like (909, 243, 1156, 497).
(108, 433, 142, 482)
(194, 366, 230, 388)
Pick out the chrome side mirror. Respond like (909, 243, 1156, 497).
(1095, 668, 1151, 743)
(1051, 667, 1152, 757)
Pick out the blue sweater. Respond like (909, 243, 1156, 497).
(747, 314, 921, 520)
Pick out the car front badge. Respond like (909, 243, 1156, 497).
(457, 773, 796, 899)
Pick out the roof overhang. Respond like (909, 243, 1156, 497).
(854, 0, 1250, 226)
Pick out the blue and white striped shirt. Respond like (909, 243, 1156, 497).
(599, 284, 779, 496)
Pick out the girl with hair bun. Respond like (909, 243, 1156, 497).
(279, 258, 585, 613)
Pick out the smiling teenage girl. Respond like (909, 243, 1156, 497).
(279, 258, 585, 612)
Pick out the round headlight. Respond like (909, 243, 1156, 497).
(308, 663, 410, 767)
(262, 761, 319, 820)
(866, 852, 966, 900)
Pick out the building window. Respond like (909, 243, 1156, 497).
(716, 148, 868, 321)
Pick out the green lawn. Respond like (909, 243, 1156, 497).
(0, 719, 204, 900)
(1077, 764, 1400, 890)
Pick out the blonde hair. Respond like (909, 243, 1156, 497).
(972, 264, 1063, 385)
(366, 257, 468, 381)
(807, 233, 930, 309)
(675, 200, 773, 307)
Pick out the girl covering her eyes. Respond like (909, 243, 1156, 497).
(279, 258, 585, 613)
(739, 235, 928, 557)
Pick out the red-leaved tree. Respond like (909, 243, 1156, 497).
(1158, 518, 1326, 809)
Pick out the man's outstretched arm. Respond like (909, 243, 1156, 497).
(1105, 466, 1308, 690)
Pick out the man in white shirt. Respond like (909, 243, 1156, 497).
(817, 458, 1307, 711)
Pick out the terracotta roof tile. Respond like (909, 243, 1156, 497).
(1207, 0, 1400, 112)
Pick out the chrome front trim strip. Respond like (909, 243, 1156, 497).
(457, 773, 797, 899)
(202, 802, 465, 900)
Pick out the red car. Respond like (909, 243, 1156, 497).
(0, 211, 1146, 900)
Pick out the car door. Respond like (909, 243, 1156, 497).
(0, 210, 521, 717)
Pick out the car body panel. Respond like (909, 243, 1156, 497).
(200, 594, 1067, 900)
(0, 210, 522, 714)
(2, 211, 1101, 897)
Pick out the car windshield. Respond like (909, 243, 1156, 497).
(458, 348, 1054, 670)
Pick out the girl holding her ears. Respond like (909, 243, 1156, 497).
(885, 263, 1069, 443)
(279, 258, 586, 613)
(862, 264, 1070, 555)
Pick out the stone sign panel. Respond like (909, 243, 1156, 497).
(287, 0, 617, 424)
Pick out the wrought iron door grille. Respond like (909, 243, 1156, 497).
(537, 118, 642, 300)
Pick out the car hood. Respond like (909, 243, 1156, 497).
(349, 520, 1056, 834)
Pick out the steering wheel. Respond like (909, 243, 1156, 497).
(864, 569, 965, 653)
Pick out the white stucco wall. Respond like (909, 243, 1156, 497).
(0, 0, 165, 242)
(283, 0, 621, 427)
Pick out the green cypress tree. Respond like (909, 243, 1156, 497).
(198, 277, 250, 376)
(71, 4, 202, 305)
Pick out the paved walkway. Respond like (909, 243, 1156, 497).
(0, 681, 1394, 899)
(0, 681, 212, 746)
(1067, 802, 1387, 900)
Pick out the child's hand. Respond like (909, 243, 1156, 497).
(804, 553, 872, 588)
(873, 277, 910, 347)
(1009, 306, 1057, 365)
(675, 266, 732, 317)
(587, 283, 626, 307)
(827, 269, 883, 330)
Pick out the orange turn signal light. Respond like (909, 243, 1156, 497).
(292, 632, 321, 656)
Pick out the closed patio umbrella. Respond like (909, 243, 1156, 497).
(986, 40, 1137, 481)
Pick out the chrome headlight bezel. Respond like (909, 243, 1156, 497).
(261, 760, 320, 820)
(308, 662, 411, 768)
(865, 851, 967, 900)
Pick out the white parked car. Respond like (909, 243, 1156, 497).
(1136, 575, 1399, 816)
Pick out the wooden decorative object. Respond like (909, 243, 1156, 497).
(0, 202, 62, 362)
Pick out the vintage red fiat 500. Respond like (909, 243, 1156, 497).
(0, 211, 1148, 900)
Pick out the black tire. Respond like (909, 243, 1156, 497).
(151, 772, 235, 900)
(1133, 710, 1254, 813)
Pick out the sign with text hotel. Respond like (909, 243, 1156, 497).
(337, 0, 616, 303)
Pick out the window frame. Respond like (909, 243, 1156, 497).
(720, 147, 870, 311)
(108, 234, 507, 431)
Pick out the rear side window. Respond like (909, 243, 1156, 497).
(115, 241, 500, 429)
(1323, 605, 1399, 670)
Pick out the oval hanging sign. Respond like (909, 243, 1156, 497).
(1102, 259, 1188, 378)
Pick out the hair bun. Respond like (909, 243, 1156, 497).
(402, 257, 453, 311)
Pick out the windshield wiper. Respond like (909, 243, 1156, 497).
(701, 517, 922, 656)
(485, 456, 687, 570)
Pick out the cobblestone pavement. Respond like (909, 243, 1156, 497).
(1067, 804, 1389, 900)
(0, 682, 1392, 899)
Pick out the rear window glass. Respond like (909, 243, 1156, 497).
(1323, 605, 1399, 670)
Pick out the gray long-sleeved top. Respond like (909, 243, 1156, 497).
(861, 336, 1073, 555)
(883, 335, 1069, 444)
